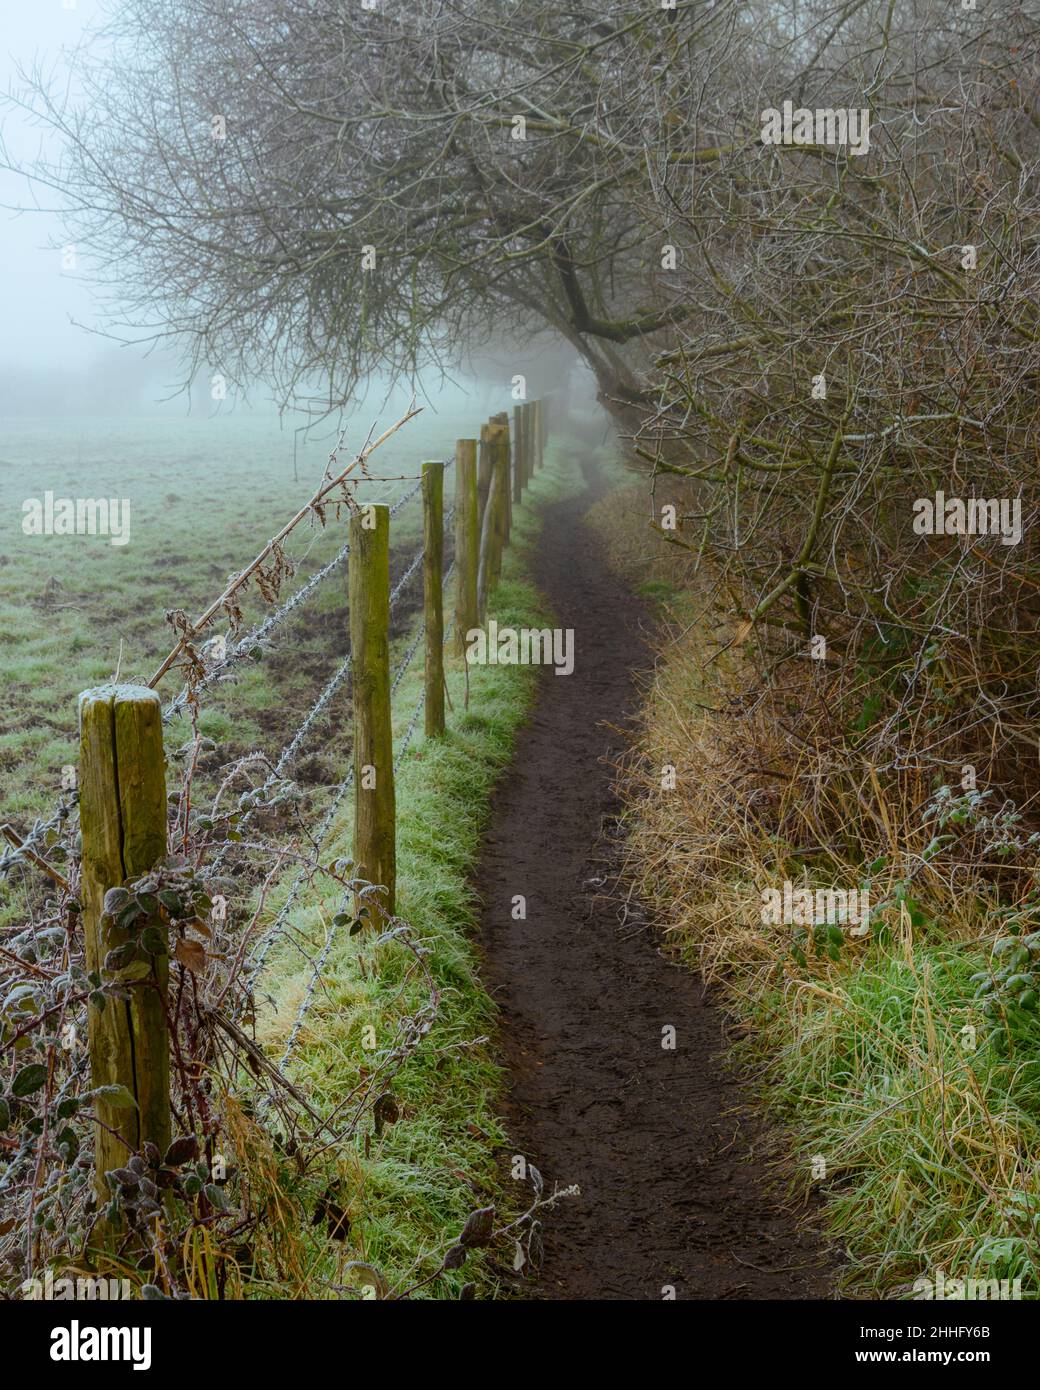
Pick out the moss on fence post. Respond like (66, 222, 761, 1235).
(349, 504, 395, 918)
(78, 684, 169, 1207)
(422, 460, 446, 737)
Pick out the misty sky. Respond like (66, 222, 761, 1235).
(0, 1, 353, 416)
(1, 0, 106, 372)
(0, 4, 573, 417)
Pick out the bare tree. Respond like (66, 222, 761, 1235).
(2, 0, 743, 410)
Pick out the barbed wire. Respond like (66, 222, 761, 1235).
(201, 509, 431, 836)
(162, 470, 436, 725)
(243, 616, 425, 979)
(0, 802, 75, 882)
(241, 556, 456, 994)
(389, 546, 425, 612)
(0, 463, 445, 884)
(273, 582, 458, 1067)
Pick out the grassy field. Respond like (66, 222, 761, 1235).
(1, 395, 587, 1297)
(0, 403, 487, 828)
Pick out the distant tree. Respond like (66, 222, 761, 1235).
(2, 0, 745, 412)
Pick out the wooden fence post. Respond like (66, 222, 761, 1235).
(534, 399, 545, 470)
(422, 460, 445, 737)
(524, 401, 536, 479)
(349, 503, 395, 918)
(477, 423, 493, 528)
(488, 421, 510, 590)
(490, 412, 511, 536)
(79, 684, 169, 1203)
(454, 439, 479, 654)
(476, 433, 495, 623)
(513, 402, 525, 502)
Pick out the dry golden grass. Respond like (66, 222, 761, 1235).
(588, 475, 1040, 1298)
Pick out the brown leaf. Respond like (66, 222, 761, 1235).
(173, 938, 207, 973)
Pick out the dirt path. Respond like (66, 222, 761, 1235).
(476, 448, 839, 1301)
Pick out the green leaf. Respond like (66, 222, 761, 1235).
(204, 1183, 228, 1211)
(140, 926, 167, 956)
(116, 902, 143, 932)
(118, 961, 153, 982)
(104, 941, 139, 973)
(56, 1126, 79, 1163)
(12, 1063, 48, 1098)
(102, 887, 130, 916)
(94, 1084, 138, 1110)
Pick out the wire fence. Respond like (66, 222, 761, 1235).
(0, 462, 449, 885)
(0, 399, 548, 1295)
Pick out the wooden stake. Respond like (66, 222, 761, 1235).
(512, 403, 524, 504)
(523, 401, 536, 479)
(489, 421, 510, 589)
(490, 412, 512, 536)
(349, 504, 395, 917)
(476, 435, 495, 623)
(422, 461, 445, 737)
(454, 440, 479, 654)
(477, 423, 493, 528)
(79, 684, 169, 1203)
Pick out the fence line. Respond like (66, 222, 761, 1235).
(276, 587, 457, 1071)
(3, 398, 550, 1202)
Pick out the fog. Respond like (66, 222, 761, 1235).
(0, 5, 584, 420)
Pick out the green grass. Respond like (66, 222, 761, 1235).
(592, 467, 1040, 1300)
(0, 408, 475, 828)
(741, 936, 1040, 1297)
(2, 400, 586, 1296)
(242, 441, 585, 1297)
(0, 406, 485, 938)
